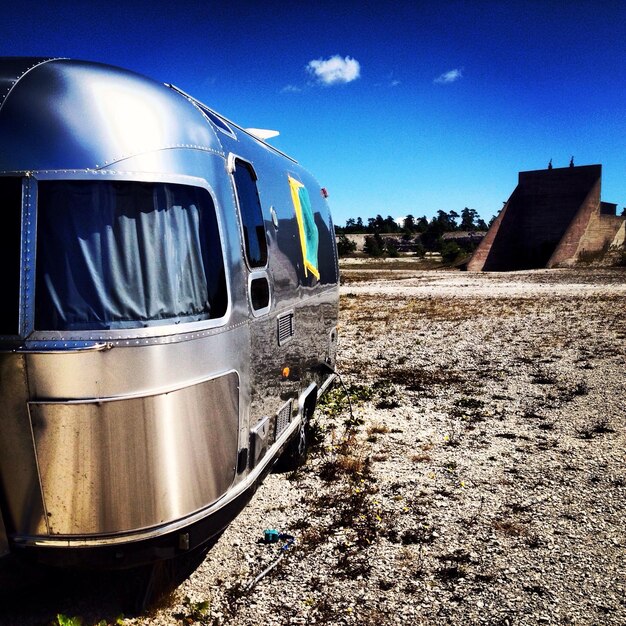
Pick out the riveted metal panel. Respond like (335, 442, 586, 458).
(0, 353, 47, 535)
(25, 326, 248, 401)
(0, 59, 221, 172)
(30, 372, 239, 536)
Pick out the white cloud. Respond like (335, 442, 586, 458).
(434, 68, 463, 84)
(281, 84, 302, 93)
(307, 55, 361, 86)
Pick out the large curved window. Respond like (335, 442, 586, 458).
(35, 180, 227, 331)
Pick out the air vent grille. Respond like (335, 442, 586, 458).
(275, 400, 293, 439)
(277, 312, 294, 345)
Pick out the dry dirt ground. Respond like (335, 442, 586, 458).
(2, 266, 625, 626)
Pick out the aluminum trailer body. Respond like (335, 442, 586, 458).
(0, 58, 338, 574)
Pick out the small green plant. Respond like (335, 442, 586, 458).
(317, 383, 373, 426)
(173, 596, 211, 624)
(56, 616, 83, 626)
(443, 416, 463, 446)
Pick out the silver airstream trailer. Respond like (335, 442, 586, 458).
(0, 58, 338, 591)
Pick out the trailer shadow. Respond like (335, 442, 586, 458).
(0, 567, 129, 625)
(0, 549, 210, 625)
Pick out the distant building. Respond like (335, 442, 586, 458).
(441, 231, 486, 247)
(468, 164, 625, 271)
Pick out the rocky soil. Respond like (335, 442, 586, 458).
(2, 266, 625, 625)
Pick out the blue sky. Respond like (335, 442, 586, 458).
(2, 0, 625, 226)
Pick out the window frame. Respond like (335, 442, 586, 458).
(227, 154, 269, 271)
(25, 172, 231, 345)
(0, 176, 31, 341)
(248, 271, 271, 317)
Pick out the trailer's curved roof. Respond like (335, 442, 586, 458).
(0, 57, 249, 172)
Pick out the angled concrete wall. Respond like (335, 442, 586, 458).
(468, 164, 624, 271)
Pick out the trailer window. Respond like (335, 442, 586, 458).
(35, 181, 227, 331)
(232, 159, 267, 267)
(0, 177, 22, 335)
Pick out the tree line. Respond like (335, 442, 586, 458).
(336, 208, 493, 261)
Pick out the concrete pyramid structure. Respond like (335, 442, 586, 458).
(468, 164, 625, 271)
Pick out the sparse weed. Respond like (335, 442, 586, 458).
(437, 549, 471, 564)
(492, 518, 526, 536)
(378, 578, 396, 590)
(221, 580, 247, 619)
(578, 416, 614, 439)
(55, 616, 83, 626)
(373, 380, 401, 409)
(399, 527, 436, 545)
(525, 534, 543, 548)
(318, 383, 372, 421)
(436, 564, 467, 581)
(443, 417, 464, 446)
(367, 421, 390, 436)
(452, 396, 487, 426)
(173, 596, 212, 624)
(531, 369, 558, 385)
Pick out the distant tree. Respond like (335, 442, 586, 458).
(421, 218, 445, 251)
(621, 207, 626, 217)
(344, 218, 356, 233)
(413, 240, 426, 258)
(441, 241, 463, 264)
(336, 233, 357, 256)
(435, 210, 457, 231)
(460, 207, 478, 230)
(384, 215, 400, 233)
(487, 214, 497, 228)
(386, 238, 400, 257)
(459, 207, 489, 231)
(364, 233, 385, 257)
(415, 216, 429, 233)
(356, 217, 364, 230)
(403, 214, 416, 232)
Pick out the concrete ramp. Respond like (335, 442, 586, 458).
(468, 164, 623, 271)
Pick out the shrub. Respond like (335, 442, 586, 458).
(336, 234, 357, 256)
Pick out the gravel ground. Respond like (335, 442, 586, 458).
(2, 266, 625, 625)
